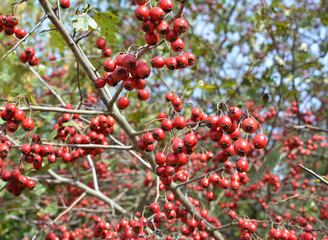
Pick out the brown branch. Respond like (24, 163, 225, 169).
(298, 164, 328, 185)
(290, 124, 328, 134)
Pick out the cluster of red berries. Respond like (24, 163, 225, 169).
(94, 37, 151, 109)
(1, 103, 35, 133)
(1, 169, 36, 196)
(20, 47, 38, 66)
(0, 14, 27, 38)
(46, 225, 77, 240)
(135, 0, 195, 70)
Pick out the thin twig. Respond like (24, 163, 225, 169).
(87, 155, 99, 191)
(298, 164, 328, 185)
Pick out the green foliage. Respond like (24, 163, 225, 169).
(73, 13, 98, 32)
(93, 12, 120, 45)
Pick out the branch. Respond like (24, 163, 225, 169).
(1, 14, 49, 61)
(298, 164, 328, 185)
(47, 169, 132, 217)
(107, 83, 124, 110)
(290, 124, 328, 134)
(87, 155, 99, 191)
(28, 65, 66, 106)
(28, 142, 134, 150)
(53, 192, 86, 223)
(0, 105, 109, 115)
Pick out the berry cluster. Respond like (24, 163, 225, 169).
(1, 103, 35, 133)
(1, 169, 36, 196)
(0, 14, 26, 38)
(20, 47, 38, 66)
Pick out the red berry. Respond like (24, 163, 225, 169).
(165, 57, 177, 70)
(15, 28, 27, 39)
(151, 56, 166, 68)
(173, 18, 189, 33)
(149, 7, 165, 22)
(95, 77, 106, 88)
(60, 0, 70, 8)
(22, 118, 35, 131)
(156, 20, 169, 35)
(165, 29, 179, 43)
(102, 47, 112, 58)
(252, 133, 267, 149)
(117, 97, 129, 109)
(137, 89, 150, 101)
(158, 0, 174, 13)
(96, 37, 106, 49)
(171, 38, 184, 52)
(234, 139, 250, 156)
(141, 18, 156, 32)
(135, 5, 149, 21)
(242, 117, 258, 133)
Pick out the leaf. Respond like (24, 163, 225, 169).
(33, 184, 46, 196)
(63, 120, 83, 131)
(49, 27, 68, 51)
(12, 127, 27, 139)
(274, 56, 286, 67)
(48, 128, 58, 140)
(93, 12, 120, 45)
(73, 13, 98, 32)
(194, 80, 216, 91)
(248, 145, 283, 185)
(39, 112, 56, 119)
(44, 202, 57, 215)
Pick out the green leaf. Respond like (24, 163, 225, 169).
(49, 27, 68, 51)
(39, 112, 56, 119)
(194, 80, 216, 91)
(93, 12, 120, 45)
(248, 145, 283, 185)
(73, 13, 98, 32)
(48, 128, 58, 140)
(44, 202, 57, 215)
(63, 120, 83, 131)
(12, 127, 26, 139)
(33, 184, 46, 196)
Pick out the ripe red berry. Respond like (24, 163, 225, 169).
(7, 16, 19, 27)
(136, 62, 151, 79)
(135, 5, 149, 21)
(185, 53, 196, 66)
(156, 20, 169, 35)
(171, 38, 184, 52)
(117, 97, 129, 109)
(151, 56, 166, 68)
(145, 31, 159, 45)
(153, 128, 165, 141)
(13, 109, 25, 122)
(95, 77, 106, 88)
(236, 158, 249, 172)
(176, 54, 188, 69)
(158, 0, 174, 13)
(103, 59, 116, 72)
(102, 47, 112, 58)
(165, 29, 179, 43)
(96, 37, 106, 49)
(22, 118, 35, 131)
(25, 47, 35, 58)
(218, 115, 232, 131)
(165, 57, 177, 70)
(122, 55, 137, 69)
(228, 106, 242, 121)
(242, 117, 258, 133)
(141, 18, 156, 32)
(252, 133, 267, 149)
(60, 0, 70, 8)
(161, 118, 174, 131)
(173, 18, 189, 33)
(234, 139, 250, 156)
(149, 7, 165, 22)
(173, 116, 186, 130)
(149, 202, 160, 214)
(15, 28, 27, 39)
(137, 89, 150, 101)
(28, 56, 38, 66)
